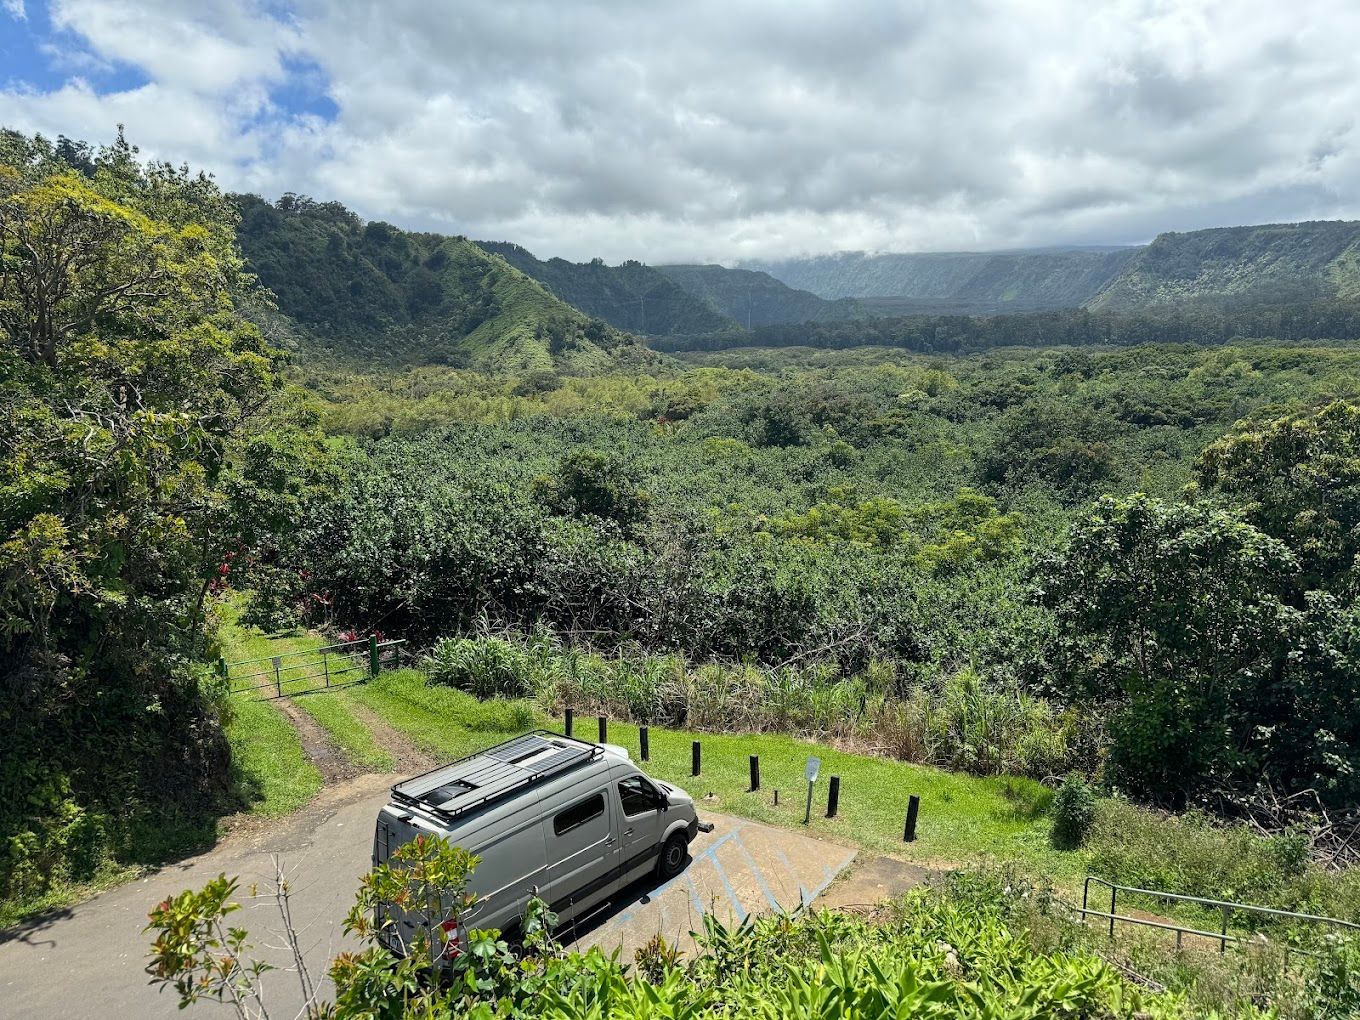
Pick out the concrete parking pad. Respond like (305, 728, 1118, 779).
(571, 812, 857, 959)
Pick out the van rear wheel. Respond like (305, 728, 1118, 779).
(657, 832, 689, 880)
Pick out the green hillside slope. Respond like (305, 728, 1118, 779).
(656, 263, 865, 326)
(474, 241, 734, 336)
(747, 247, 1137, 309)
(234, 195, 642, 371)
(1087, 220, 1360, 311)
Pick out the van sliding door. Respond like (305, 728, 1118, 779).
(545, 790, 616, 916)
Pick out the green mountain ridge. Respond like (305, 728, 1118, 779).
(1087, 220, 1360, 311)
(746, 247, 1138, 310)
(473, 241, 734, 337)
(234, 195, 644, 372)
(655, 263, 866, 328)
(749, 223, 1360, 315)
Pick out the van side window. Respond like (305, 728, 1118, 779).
(618, 775, 657, 817)
(553, 793, 605, 836)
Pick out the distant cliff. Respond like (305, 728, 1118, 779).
(746, 248, 1137, 311)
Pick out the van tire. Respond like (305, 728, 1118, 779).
(656, 832, 689, 880)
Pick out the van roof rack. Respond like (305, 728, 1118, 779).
(390, 730, 604, 822)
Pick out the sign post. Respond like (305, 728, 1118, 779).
(803, 756, 821, 825)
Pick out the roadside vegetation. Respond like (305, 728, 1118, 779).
(145, 836, 1360, 1019)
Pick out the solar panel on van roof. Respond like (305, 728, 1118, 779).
(390, 730, 602, 821)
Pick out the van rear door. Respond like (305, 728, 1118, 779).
(544, 788, 616, 916)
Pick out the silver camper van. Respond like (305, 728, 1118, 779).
(372, 730, 709, 957)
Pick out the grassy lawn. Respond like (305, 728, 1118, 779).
(217, 599, 325, 815)
(353, 669, 1080, 878)
(296, 690, 396, 771)
(225, 697, 323, 817)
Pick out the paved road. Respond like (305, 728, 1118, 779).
(0, 776, 865, 1018)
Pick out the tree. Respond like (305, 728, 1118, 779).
(533, 450, 651, 532)
(1042, 494, 1302, 804)
(1198, 400, 1360, 593)
(0, 132, 308, 905)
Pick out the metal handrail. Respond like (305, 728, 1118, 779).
(1080, 876, 1359, 956)
(1085, 877, 1360, 931)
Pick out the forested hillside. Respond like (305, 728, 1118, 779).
(234, 195, 644, 371)
(751, 223, 1360, 317)
(655, 263, 866, 326)
(473, 241, 734, 337)
(747, 247, 1137, 309)
(1089, 220, 1360, 311)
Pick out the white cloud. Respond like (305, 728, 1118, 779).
(2, 0, 25, 22)
(3, 0, 1360, 262)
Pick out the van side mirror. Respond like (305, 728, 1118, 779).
(654, 791, 669, 811)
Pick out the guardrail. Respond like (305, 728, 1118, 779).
(220, 635, 406, 699)
(1078, 876, 1360, 959)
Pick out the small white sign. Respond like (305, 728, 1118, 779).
(804, 757, 821, 783)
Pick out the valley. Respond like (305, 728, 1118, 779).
(6, 128, 1360, 1018)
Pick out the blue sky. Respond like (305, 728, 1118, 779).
(2, 1, 1359, 263)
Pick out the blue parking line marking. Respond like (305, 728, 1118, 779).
(643, 829, 737, 903)
(732, 834, 783, 912)
(684, 871, 706, 916)
(770, 845, 811, 908)
(708, 853, 749, 922)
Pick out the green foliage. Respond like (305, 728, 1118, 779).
(1051, 774, 1099, 849)
(1044, 494, 1310, 804)
(145, 874, 275, 1013)
(0, 131, 325, 914)
(1198, 400, 1360, 591)
(532, 449, 651, 531)
(423, 636, 536, 699)
(1086, 798, 1360, 925)
(234, 193, 647, 371)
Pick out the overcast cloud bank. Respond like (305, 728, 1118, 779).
(2, 0, 1358, 263)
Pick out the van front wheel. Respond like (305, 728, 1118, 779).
(656, 832, 689, 880)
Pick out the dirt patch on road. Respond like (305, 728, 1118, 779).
(346, 700, 436, 773)
(818, 855, 934, 913)
(277, 699, 359, 785)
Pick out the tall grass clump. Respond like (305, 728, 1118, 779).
(418, 630, 1097, 780)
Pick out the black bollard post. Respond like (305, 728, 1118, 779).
(598, 715, 608, 744)
(640, 726, 650, 761)
(826, 775, 840, 818)
(903, 794, 920, 842)
(749, 755, 760, 792)
(692, 740, 701, 776)
(564, 708, 573, 737)
(774, 789, 779, 806)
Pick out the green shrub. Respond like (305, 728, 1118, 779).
(423, 637, 534, 699)
(1050, 774, 1099, 848)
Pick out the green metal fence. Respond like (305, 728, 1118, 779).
(220, 635, 406, 699)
